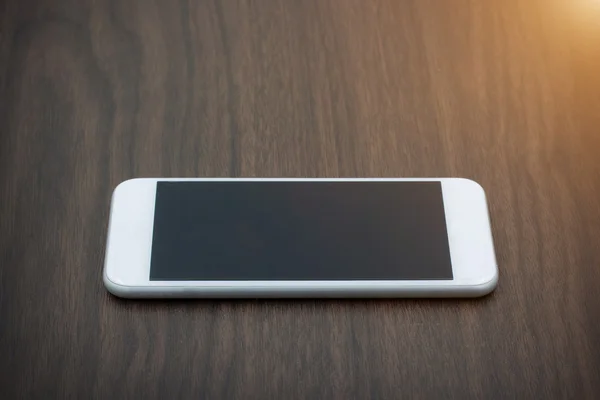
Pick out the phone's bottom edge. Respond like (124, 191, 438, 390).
(105, 285, 497, 299)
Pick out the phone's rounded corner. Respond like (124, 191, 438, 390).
(112, 178, 147, 198)
(452, 178, 487, 196)
(103, 269, 133, 299)
(472, 267, 499, 297)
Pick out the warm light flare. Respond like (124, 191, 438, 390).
(561, 0, 600, 34)
(579, 0, 600, 13)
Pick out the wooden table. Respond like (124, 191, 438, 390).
(1, 0, 599, 398)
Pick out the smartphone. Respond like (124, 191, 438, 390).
(103, 178, 498, 298)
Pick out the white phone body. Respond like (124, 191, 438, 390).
(104, 178, 498, 298)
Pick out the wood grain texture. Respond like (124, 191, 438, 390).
(1, 0, 600, 398)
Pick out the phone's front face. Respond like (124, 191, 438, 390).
(104, 178, 497, 292)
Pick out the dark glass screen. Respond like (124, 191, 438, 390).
(149, 181, 453, 281)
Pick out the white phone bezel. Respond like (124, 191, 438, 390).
(103, 178, 498, 298)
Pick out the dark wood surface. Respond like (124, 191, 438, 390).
(1, 0, 600, 398)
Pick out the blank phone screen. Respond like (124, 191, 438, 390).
(149, 181, 453, 281)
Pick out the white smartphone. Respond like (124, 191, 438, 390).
(103, 178, 498, 298)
